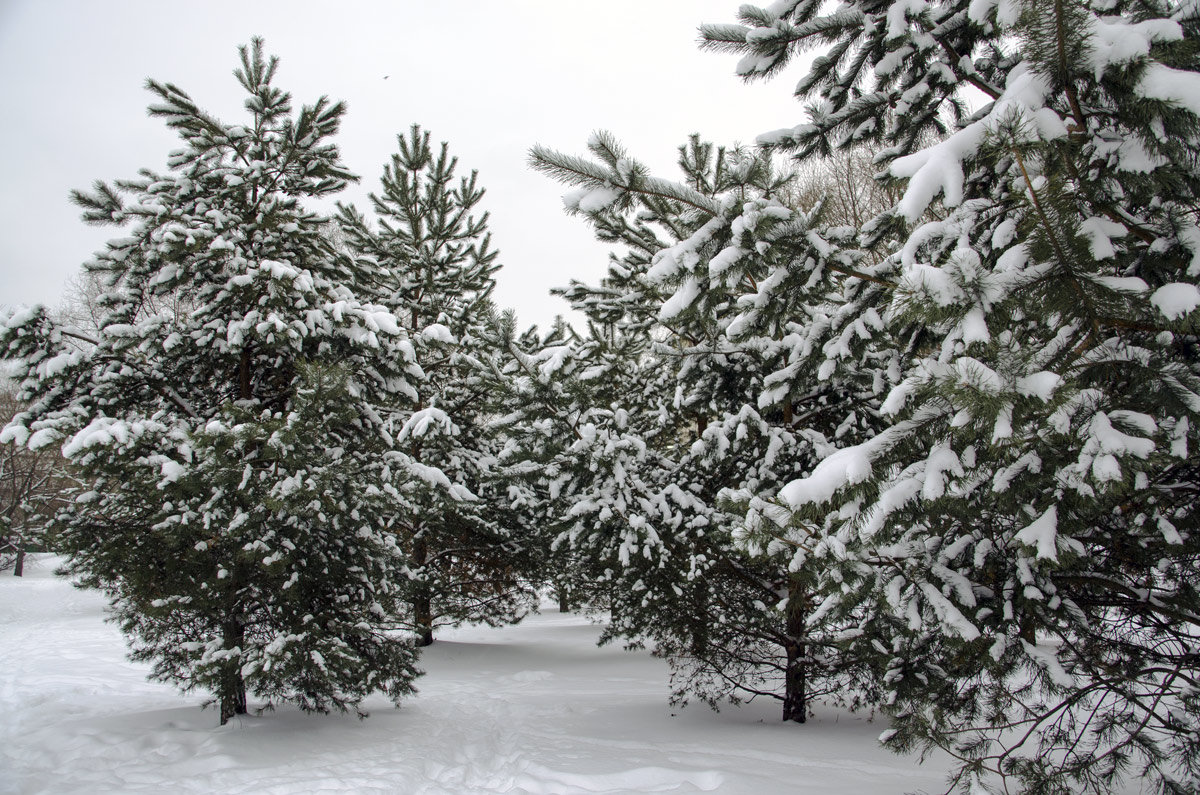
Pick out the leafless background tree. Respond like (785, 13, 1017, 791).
(0, 386, 75, 575)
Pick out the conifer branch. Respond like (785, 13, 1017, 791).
(1011, 146, 1103, 341)
(1053, 0, 1088, 130)
(529, 145, 721, 216)
(56, 327, 202, 420)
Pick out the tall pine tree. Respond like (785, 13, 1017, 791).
(337, 125, 537, 646)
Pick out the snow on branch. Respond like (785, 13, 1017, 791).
(529, 142, 721, 217)
(888, 64, 1067, 221)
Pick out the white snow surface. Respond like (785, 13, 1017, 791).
(1014, 506, 1060, 562)
(1, 556, 957, 795)
(1150, 282, 1200, 320)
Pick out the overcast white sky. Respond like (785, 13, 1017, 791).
(0, 1, 802, 332)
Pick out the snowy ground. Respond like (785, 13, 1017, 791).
(2, 556, 975, 794)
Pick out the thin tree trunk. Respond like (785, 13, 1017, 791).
(219, 618, 248, 725)
(215, 346, 254, 725)
(222, 348, 252, 724)
(13, 545, 25, 577)
(414, 594, 434, 647)
(407, 299, 435, 646)
(782, 578, 807, 723)
(413, 534, 434, 646)
(556, 583, 570, 613)
(690, 584, 709, 656)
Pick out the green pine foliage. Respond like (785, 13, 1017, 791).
(489, 314, 596, 613)
(526, 133, 884, 721)
(704, 0, 1200, 792)
(0, 8, 1196, 791)
(115, 364, 420, 716)
(337, 125, 538, 646)
(0, 40, 423, 724)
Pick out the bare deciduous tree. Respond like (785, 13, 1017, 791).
(0, 387, 72, 575)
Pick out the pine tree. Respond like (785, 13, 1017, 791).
(337, 125, 537, 646)
(527, 133, 883, 721)
(0, 40, 422, 724)
(705, 1, 1200, 791)
(489, 314, 591, 613)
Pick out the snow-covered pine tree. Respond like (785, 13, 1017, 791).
(528, 133, 883, 721)
(706, 1, 1200, 791)
(337, 125, 537, 646)
(496, 271, 672, 622)
(0, 40, 423, 725)
(487, 314, 595, 613)
(497, 296, 686, 633)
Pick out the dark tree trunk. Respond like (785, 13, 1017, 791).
(690, 584, 709, 656)
(13, 546, 24, 577)
(557, 584, 570, 613)
(221, 352, 252, 725)
(414, 592, 434, 647)
(782, 579, 807, 723)
(413, 534, 434, 646)
(219, 619, 248, 725)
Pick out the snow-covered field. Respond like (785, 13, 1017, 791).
(3, 555, 959, 794)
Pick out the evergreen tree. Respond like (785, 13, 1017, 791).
(0, 40, 422, 724)
(338, 125, 537, 646)
(527, 133, 883, 721)
(705, 1, 1200, 791)
(490, 314, 592, 613)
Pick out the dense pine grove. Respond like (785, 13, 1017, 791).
(3, 1, 1200, 791)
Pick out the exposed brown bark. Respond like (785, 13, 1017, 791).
(414, 598, 434, 646)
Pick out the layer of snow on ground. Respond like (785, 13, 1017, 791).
(1, 556, 956, 794)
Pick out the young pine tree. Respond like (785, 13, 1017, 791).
(528, 133, 884, 721)
(488, 314, 592, 613)
(338, 126, 537, 646)
(0, 40, 422, 724)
